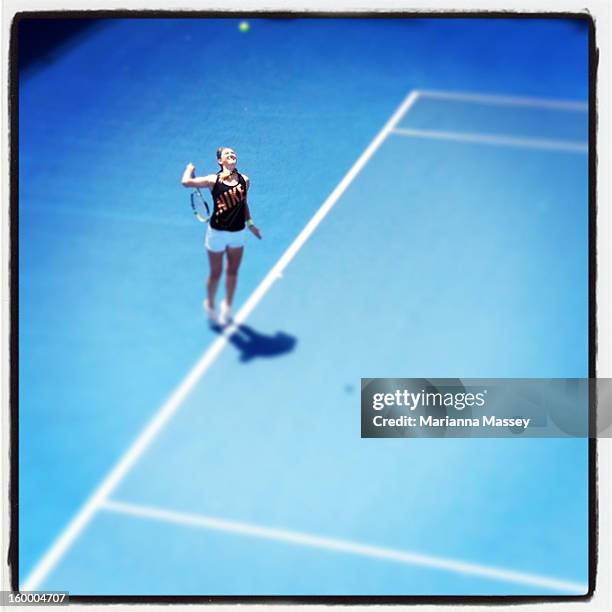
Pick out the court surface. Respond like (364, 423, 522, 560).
(18, 18, 590, 596)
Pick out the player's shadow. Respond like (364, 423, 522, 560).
(211, 323, 297, 363)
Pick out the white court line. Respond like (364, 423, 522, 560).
(102, 499, 588, 595)
(392, 127, 588, 154)
(21, 90, 422, 591)
(418, 88, 588, 112)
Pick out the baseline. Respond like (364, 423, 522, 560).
(391, 127, 588, 153)
(417, 89, 588, 112)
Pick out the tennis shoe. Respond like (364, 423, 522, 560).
(219, 300, 232, 326)
(203, 299, 218, 324)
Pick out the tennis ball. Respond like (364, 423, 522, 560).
(239, 21, 250, 32)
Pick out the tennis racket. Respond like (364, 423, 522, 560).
(190, 188, 211, 223)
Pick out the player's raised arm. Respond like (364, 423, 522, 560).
(181, 163, 215, 189)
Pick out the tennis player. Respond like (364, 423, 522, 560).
(181, 147, 261, 325)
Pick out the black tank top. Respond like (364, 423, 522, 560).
(210, 171, 247, 231)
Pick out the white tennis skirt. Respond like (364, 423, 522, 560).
(205, 226, 246, 252)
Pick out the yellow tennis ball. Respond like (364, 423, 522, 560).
(239, 21, 250, 32)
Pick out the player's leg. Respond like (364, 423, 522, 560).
(205, 250, 224, 318)
(221, 246, 244, 323)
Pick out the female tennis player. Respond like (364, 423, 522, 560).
(181, 147, 261, 325)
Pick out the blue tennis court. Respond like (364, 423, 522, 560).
(18, 17, 590, 597)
